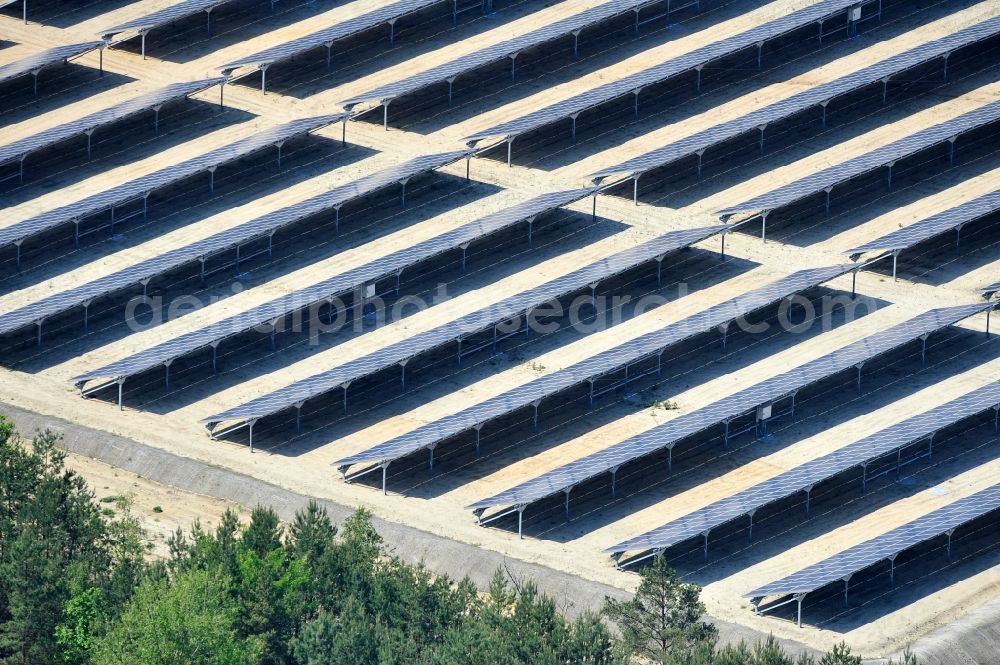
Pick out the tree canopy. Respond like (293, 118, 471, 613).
(0, 416, 917, 665)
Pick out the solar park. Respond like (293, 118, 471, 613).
(2, 0, 1000, 656)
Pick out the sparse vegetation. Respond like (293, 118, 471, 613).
(647, 397, 679, 411)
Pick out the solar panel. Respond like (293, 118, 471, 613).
(745, 481, 1000, 605)
(201, 224, 725, 431)
(983, 280, 1000, 299)
(100, 0, 238, 39)
(340, 0, 704, 112)
(72, 187, 595, 390)
(606, 376, 1000, 558)
(219, 0, 444, 80)
(715, 98, 1000, 219)
(0, 41, 105, 87)
(464, 0, 872, 146)
(334, 264, 855, 480)
(846, 187, 1000, 259)
(0, 151, 467, 340)
(589, 15, 1000, 182)
(0, 78, 226, 169)
(0, 114, 346, 258)
(468, 302, 994, 520)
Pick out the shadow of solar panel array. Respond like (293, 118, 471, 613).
(715, 98, 1000, 221)
(72, 187, 599, 396)
(0, 114, 347, 268)
(746, 481, 1000, 626)
(4, 0, 1000, 633)
(202, 224, 729, 442)
(333, 264, 856, 480)
(846, 187, 1000, 265)
(0, 150, 469, 343)
(464, 0, 884, 148)
(0, 77, 226, 180)
(606, 374, 1000, 561)
(0, 40, 105, 87)
(99, 0, 281, 60)
(340, 0, 744, 114)
(219, 0, 453, 81)
(589, 14, 1000, 184)
(467, 303, 995, 528)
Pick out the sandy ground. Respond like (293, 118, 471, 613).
(63, 449, 251, 559)
(1, 0, 999, 658)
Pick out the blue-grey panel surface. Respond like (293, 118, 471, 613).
(0, 78, 225, 166)
(846, 187, 1000, 258)
(219, 0, 444, 77)
(745, 481, 1000, 599)
(73, 187, 596, 386)
(334, 264, 856, 474)
(983, 280, 1000, 298)
(0, 41, 105, 85)
(607, 376, 1000, 555)
(0, 151, 467, 337)
(202, 224, 725, 428)
(100, 0, 239, 38)
(341, 0, 728, 109)
(468, 302, 994, 515)
(715, 98, 1000, 218)
(589, 15, 1000, 181)
(0, 114, 345, 250)
(465, 0, 870, 145)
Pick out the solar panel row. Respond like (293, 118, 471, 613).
(589, 14, 1000, 186)
(0, 40, 105, 88)
(715, 97, 1000, 223)
(467, 302, 994, 532)
(0, 114, 346, 268)
(745, 481, 1000, 626)
(101, 0, 242, 57)
(605, 375, 1000, 563)
(845, 187, 1000, 278)
(0, 151, 468, 343)
(71, 187, 596, 393)
(201, 224, 726, 439)
(984, 280, 1000, 299)
(0, 78, 226, 182)
(219, 0, 447, 87)
(340, 0, 703, 121)
(464, 0, 877, 151)
(334, 264, 856, 487)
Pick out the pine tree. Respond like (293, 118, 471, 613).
(602, 557, 717, 664)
